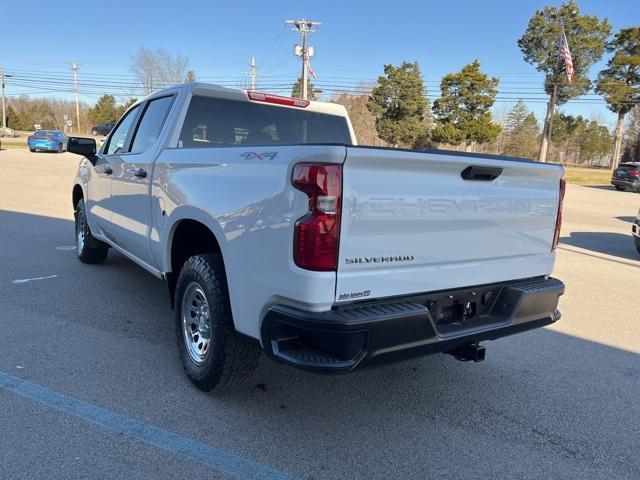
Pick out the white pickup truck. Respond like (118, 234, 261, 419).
(68, 83, 565, 391)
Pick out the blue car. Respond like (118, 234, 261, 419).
(27, 130, 68, 153)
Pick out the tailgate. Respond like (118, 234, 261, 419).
(336, 148, 563, 303)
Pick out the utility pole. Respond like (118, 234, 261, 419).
(246, 56, 258, 91)
(1, 68, 12, 129)
(69, 61, 81, 133)
(285, 19, 320, 100)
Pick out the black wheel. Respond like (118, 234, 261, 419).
(29, 148, 35, 153)
(614, 185, 624, 191)
(635, 238, 640, 255)
(57, 143, 63, 153)
(75, 199, 109, 264)
(175, 254, 260, 391)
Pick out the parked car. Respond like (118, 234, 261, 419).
(0, 127, 20, 138)
(611, 163, 640, 192)
(91, 123, 115, 136)
(67, 83, 565, 391)
(632, 208, 640, 254)
(27, 130, 68, 153)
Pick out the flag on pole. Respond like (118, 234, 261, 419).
(559, 28, 574, 83)
(307, 62, 317, 79)
(306, 58, 317, 79)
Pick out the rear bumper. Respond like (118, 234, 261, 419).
(28, 141, 58, 150)
(262, 277, 564, 372)
(612, 179, 639, 189)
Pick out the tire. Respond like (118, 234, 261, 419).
(57, 143, 63, 153)
(175, 254, 260, 391)
(635, 238, 640, 255)
(75, 199, 109, 264)
(614, 185, 624, 191)
(29, 148, 35, 153)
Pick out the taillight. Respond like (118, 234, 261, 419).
(292, 164, 342, 271)
(552, 178, 566, 251)
(630, 169, 639, 177)
(247, 91, 310, 108)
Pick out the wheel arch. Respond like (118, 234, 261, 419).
(72, 183, 84, 211)
(165, 214, 227, 309)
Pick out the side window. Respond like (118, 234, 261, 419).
(130, 96, 175, 154)
(105, 105, 141, 155)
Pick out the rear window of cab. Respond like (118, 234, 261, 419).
(178, 95, 351, 148)
(33, 130, 58, 137)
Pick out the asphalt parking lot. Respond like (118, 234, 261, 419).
(1, 149, 639, 480)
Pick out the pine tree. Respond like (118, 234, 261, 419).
(518, 0, 611, 160)
(291, 77, 320, 100)
(595, 27, 640, 170)
(432, 60, 501, 151)
(367, 62, 430, 148)
(503, 101, 540, 159)
(88, 95, 120, 126)
(621, 106, 640, 163)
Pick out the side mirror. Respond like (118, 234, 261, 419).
(67, 137, 97, 163)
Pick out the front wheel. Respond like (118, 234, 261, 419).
(614, 185, 624, 191)
(635, 237, 640, 255)
(175, 254, 260, 391)
(75, 199, 109, 264)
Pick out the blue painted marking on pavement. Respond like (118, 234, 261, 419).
(0, 371, 298, 480)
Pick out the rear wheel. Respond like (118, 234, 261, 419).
(614, 185, 624, 191)
(635, 238, 640, 255)
(175, 254, 260, 391)
(57, 143, 63, 153)
(75, 199, 109, 264)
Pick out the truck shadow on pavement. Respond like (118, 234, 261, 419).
(560, 231, 639, 262)
(2, 209, 640, 479)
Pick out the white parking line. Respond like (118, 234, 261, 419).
(56, 245, 76, 251)
(12, 275, 58, 284)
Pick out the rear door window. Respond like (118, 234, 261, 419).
(178, 95, 351, 148)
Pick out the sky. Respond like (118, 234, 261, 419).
(2, 0, 639, 129)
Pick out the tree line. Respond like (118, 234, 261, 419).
(4, 0, 637, 167)
(325, 0, 638, 168)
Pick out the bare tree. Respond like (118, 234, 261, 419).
(130, 46, 189, 95)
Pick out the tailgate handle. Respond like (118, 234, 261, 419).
(461, 166, 503, 181)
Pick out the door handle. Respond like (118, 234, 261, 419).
(127, 168, 147, 178)
(461, 165, 503, 181)
(104, 166, 113, 175)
